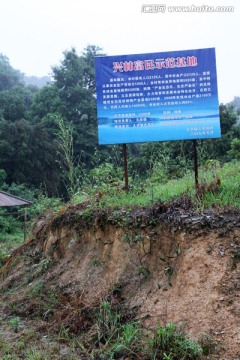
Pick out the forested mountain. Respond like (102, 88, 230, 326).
(24, 75, 51, 88)
(0, 47, 103, 197)
(0, 48, 239, 199)
(229, 96, 240, 111)
(228, 96, 240, 124)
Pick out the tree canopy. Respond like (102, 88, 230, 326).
(0, 49, 239, 198)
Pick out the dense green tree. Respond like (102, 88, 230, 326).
(0, 55, 60, 195)
(227, 138, 240, 160)
(0, 55, 38, 122)
(0, 119, 60, 195)
(0, 54, 23, 91)
(1, 48, 239, 197)
(127, 103, 240, 179)
(30, 85, 62, 123)
(0, 87, 25, 121)
(51, 46, 104, 167)
(197, 104, 240, 163)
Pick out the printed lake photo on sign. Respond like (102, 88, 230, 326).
(94, 48, 221, 145)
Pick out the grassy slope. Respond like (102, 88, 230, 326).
(1, 160, 239, 262)
(73, 160, 240, 209)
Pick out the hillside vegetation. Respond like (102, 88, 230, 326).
(0, 159, 240, 359)
(0, 47, 240, 359)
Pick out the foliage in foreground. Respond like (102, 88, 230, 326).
(87, 301, 203, 359)
(0, 188, 62, 268)
(72, 159, 240, 210)
(148, 322, 203, 360)
(0, 159, 239, 269)
(0, 300, 204, 359)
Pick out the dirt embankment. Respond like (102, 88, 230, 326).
(0, 202, 240, 359)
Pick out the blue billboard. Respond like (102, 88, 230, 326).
(94, 48, 220, 145)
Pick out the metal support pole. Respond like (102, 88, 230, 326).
(123, 144, 129, 191)
(193, 140, 199, 191)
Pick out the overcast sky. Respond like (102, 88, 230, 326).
(0, 0, 239, 104)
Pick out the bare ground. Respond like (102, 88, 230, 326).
(0, 200, 239, 359)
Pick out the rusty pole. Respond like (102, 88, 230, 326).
(123, 144, 129, 191)
(24, 208, 27, 241)
(193, 140, 199, 191)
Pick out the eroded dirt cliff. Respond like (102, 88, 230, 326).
(0, 201, 240, 359)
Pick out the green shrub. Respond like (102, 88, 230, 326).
(148, 323, 203, 360)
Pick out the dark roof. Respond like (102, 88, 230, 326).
(0, 191, 32, 207)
